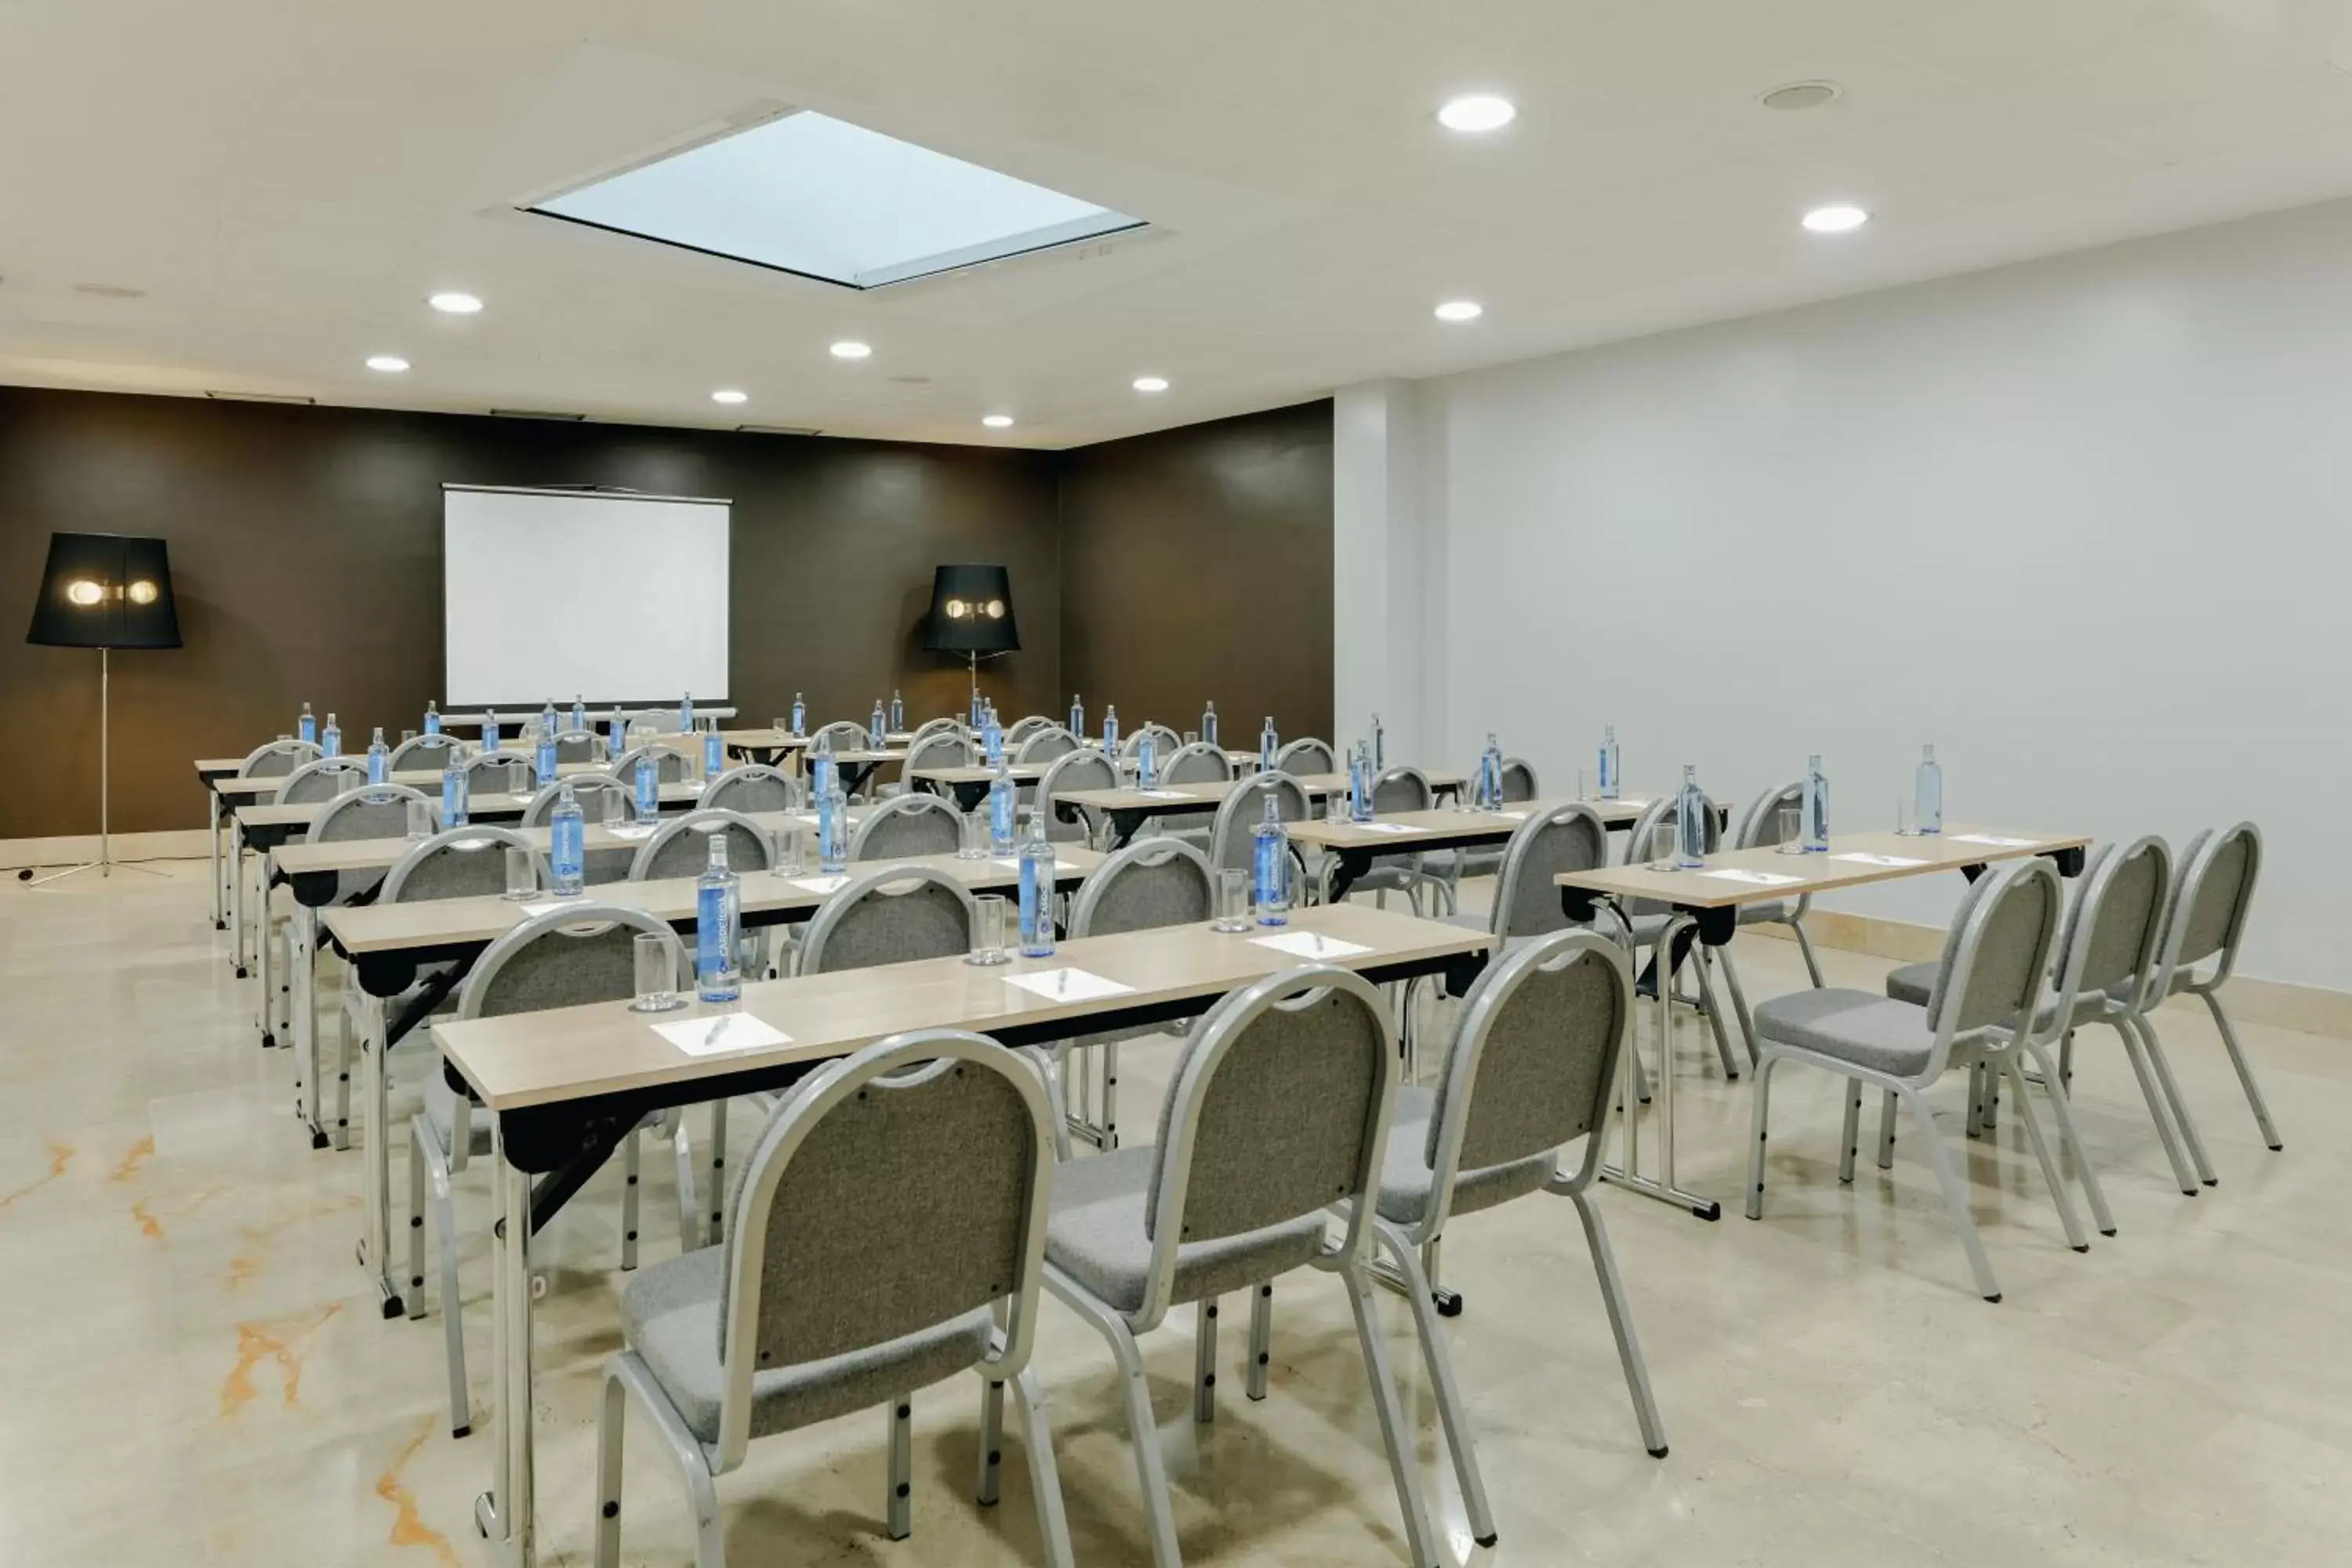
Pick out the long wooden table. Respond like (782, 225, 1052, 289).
(1061, 769, 1476, 849)
(1290, 797, 1657, 899)
(722, 728, 920, 765)
(431, 901, 1493, 1568)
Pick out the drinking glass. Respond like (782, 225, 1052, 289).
(967, 895, 1011, 964)
(958, 809, 989, 862)
(1774, 804, 1806, 855)
(503, 847, 536, 899)
(1895, 797, 1915, 837)
(1184, 731, 1200, 746)
(629, 933, 681, 1012)
(738, 929, 768, 985)
(401, 728, 419, 744)
(339, 769, 362, 794)
(1648, 822, 1682, 872)
(405, 798, 434, 840)
(1213, 869, 1251, 932)
(771, 825, 804, 878)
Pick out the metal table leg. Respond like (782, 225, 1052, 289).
(292, 909, 318, 1135)
(474, 1128, 536, 1566)
(230, 823, 249, 978)
(209, 790, 227, 930)
(256, 864, 276, 1044)
(353, 990, 402, 1317)
(1602, 913, 1722, 1221)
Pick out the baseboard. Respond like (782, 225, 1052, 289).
(1748, 916, 2352, 1040)
(0, 829, 211, 870)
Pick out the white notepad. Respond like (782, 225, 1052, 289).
(603, 823, 657, 840)
(1351, 822, 1422, 835)
(654, 1012, 790, 1058)
(516, 898, 588, 917)
(791, 875, 850, 895)
(993, 857, 1079, 872)
(1950, 833, 2038, 848)
(1004, 967, 1134, 1002)
(1832, 851, 1929, 869)
(1485, 810, 1530, 822)
(1250, 931, 1374, 959)
(1699, 869, 1804, 887)
(1135, 789, 1194, 800)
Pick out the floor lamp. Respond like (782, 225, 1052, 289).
(23, 531, 182, 885)
(923, 563, 1019, 723)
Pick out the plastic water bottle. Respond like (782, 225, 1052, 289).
(702, 730, 724, 779)
(366, 728, 389, 785)
(789, 692, 806, 738)
(889, 690, 904, 733)
(695, 835, 742, 1004)
(441, 753, 468, 826)
(539, 701, 558, 743)
(481, 711, 499, 754)
(634, 755, 658, 820)
(571, 694, 586, 733)
(988, 757, 1017, 853)
(1599, 724, 1620, 801)
(1018, 808, 1058, 959)
(1915, 745, 1943, 834)
(1802, 753, 1830, 852)
(984, 706, 1004, 765)
(679, 691, 694, 734)
(1201, 701, 1218, 748)
(534, 724, 558, 785)
(869, 701, 886, 750)
(1675, 765, 1708, 869)
(550, 782, 585, 897)
(1348, 740, 1372, 822)
(1483, 733, 1505, 810)
(1069, 692, 1085, 738)
(811, 735, 834, 804)
(969, 686, 983, 728)
(422, 700, 439, 737)
(297, 702, 316, 746)
(607, 713, 625, 760)
(1137, 728, 1157, 788)
(1252, 797, 1290, 926)
(1102, 705, 1119, 757)
(1371, 713, 1385, 771)
(818, 782, 848, 873)
(1258, 716, 1278, 774)
(321, 713, 341, 758)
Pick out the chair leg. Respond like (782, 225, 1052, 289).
(1999, 1057, 2089, 1253)
(620, 1127, 641, 1272)
(1896, 1082, 2002, 1302)
(1688, 947, 1741, 1081)
(332, 994, 354, 1151)
(1789, 917, 1827, 989)
(977, 1377, 1005, 1506)
(405, 1122, 427, 1321)
(2201, 990, 2282, 1150)
(1012, 1369, 1079, 1568)
(2116, 1018, 2198, 1195)
(1877, 1089, 1897, 1168)
(1340, 1261, 1444, 1568)
(1102, 1038, 1121, 1151)
(1101, 1312, 1185, 1568)
(595, 1360, 628, 1568)
(1838, 1082, 1862, 1184)
(707, 1101, 730, 1243)
(1965, 1062, 1986, 1142)
(1744, 1051, 1781, 1219)
(1193, 1298, 1219, 1425)
(2060, 1029, 2076, 1088)
(416, 1113, 471, 1436)
(2131, 1014, 2216, 1187)
(670, 1116, 703, 1251)
(1714, 945, 1760, 1068)
(330, 1003, 355, 1152)
(1570, 1190, 1668, 1457)
(1375, 1222, 1495, 1546)
(886, 1397, 913, 1541)
(1246, 1283, 1272, 1401)
(2022, 1038, 2117, 1237)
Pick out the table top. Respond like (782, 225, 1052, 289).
(270, 809, 821, 877)
(433, 902, 1490, 1112)
(434, 707, 735, 730)
(1060, 769, 1477, 814)
(211, 755, 679, 800)
(234, 780, 706, 831)
(325, 844, 1106, 960)
(1287, 796, 1653, 848)
(1555, 825, 2090, 909)
(909, 762, 1050, 785)
(722, 728, 920, 750)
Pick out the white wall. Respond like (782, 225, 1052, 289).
(1342, 196, 2352, 993)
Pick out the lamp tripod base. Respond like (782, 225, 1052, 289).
(22, 856, 172, 887)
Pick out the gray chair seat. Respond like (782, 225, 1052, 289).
(622, 1246, 996, 1445)
(1735, 899, 1794, 925)
(1884, 960, 2100, 1033)
(1883, 960, 1935, 1007)
(424, 1070, 494, 1157)
(1750, 988, 1937, 1078)
(1044, 1145, 1326, 1316)
(1374, 1087, 1555, 1226)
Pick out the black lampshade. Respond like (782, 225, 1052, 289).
(923, 563, 1019, 655)
(26, 532, 182, 649)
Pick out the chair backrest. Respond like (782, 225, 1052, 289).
(796, 863, 978, 975)
(1159, 742, 1232, 786)
(460, 751, 532, 793)
(522, 774, 633, 828)
(382, 826, 546, 903)
(274, 756, 372, 804)
(554, 728, 602, 764)
(713, 1030, 1054, 1468)
(1013, 727, 1078, 766)
(1371, 764, 1432, 815)
(457, 903, 686, 1019)
(1273, 737, 1337, 777)
(1921, 857, 2063, 1065)
(808, 720, 869, 752)
(1488, 803, 1611, 938)
(906, 717, 967, 750)
(1208, 771, 1312, 872)
(1036, 748, 1120, 844)
(629, 808, 774, 881)
(1420, 931, 1631, 1229)
(1068, 838, 1214, 937)
(387, 733, 459, 773)
(700, 764, 799, 815)
(239, 739, 320, 778)
(312, 782, 433, 843)
(1135, 967, 1396, 1327)
(2048, 836, 2170, 1017)
(1621, 791, 1725, 862)
(1004, 714, 1054, 744)
(1735, 782, 1805, 850)
(899, 731, 975, 783)
(849, 793, 963, 861)
(614, 742, 690, 784)
(1120, 722, 1182, 760)
(1498, 757, 1538, 804)
(2155, 822, 2260, 989)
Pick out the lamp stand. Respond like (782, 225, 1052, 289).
(27, 647, 169, 887)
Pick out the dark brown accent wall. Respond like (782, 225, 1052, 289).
(1056, 399, 1334, 746)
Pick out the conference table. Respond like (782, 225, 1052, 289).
(428, 899, 1493, 1568)
(1058, 770, 1474, 850)
(1288, 796, 1656, 901)
(1555, 824, 2092, 1221)
(721, 728, 917, 765)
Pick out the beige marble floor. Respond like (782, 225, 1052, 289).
(2, 860, 2346, 1566)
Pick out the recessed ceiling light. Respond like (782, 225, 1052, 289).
(1433, 299, 1483, 323)
(1437, 95, 1516, 133)
(365, 355, 410, 373)
(710, 388, 748, 405)
(829, 340, 873, 360)
(982, 414, 1014, 429)
(1801, 205, 1870, 234)
(1762, 81, 1842, 112)
(427, 291, 483, 314)
(1132, 376, 1169, 394)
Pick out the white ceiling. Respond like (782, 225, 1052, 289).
(5, 0, 2352, 448)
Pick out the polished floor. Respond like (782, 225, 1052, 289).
(2, 859, 2344, 1566)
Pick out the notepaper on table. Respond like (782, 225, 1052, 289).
(653, 1011, 791, 1057)
(1250, 931, 1374, 958)
(1004, 967, 1134, 1002)
(1832, 851, 1929, 868)
(1949, 833, 2038, 848)
(1698, 869, 1804, 887)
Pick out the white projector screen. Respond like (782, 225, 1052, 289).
(443, 485, 730, 707)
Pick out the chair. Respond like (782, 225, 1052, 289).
(1004, 713, 1055, 745)
(1206, 771, 1313, 874)
(1359, 931, 1664, 1548)
(383, 824, 542, 902)
(1272, 737, 1337, 777)
(594, 1031, 1074, 1568)
(2142, 822, 2279, 1154)
(272, 754, 373, 804)
(808, 720, 869, 753)
(311, 784, 435, 889)
(460, 750, 532, 795)
(410, 905, 696, 1433)
(1044, 839, 1215, 1151)
(1329, 764, 1450, 913)
(1443, 803, 1610, 952)
(1036, 748, 1119, 847)
(1747, 858, 2086, 1301)
(1722, 782, 1828, 989)
(1157, 742, 1232, 786)
(699, 764, 798, 815)
(522, 773, 634, 828)
(1426, 758, 1538, 891)
(1611, 792, 1742, 1079)
(796, 864, 978, 975)
(555, 727, 603, 764)
(850, 793, 964, 861)
(1039, 966, 1441, 1568)
(387, 732, 461, 773)
(615, 742, 691, 785)
(905, 716, 968, 750)
(238, 738, 319, 779)
(1119, 721, 1182, 761)
(882, 729, 973, 800)
(1014, 726, 1079, 767)
(629, 808, 775, 882)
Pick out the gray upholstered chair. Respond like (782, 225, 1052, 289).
(699, 764, 798, 815)
(1157, 742, 1232, 786)
(1036, 748, 1118, 847)
(459, 749, 532, 796)
(881, 729, 973, 800)
(615, 742, 691, 785)
(1004, 713, 1055, 745)
(1207, 771, 1313, 877)
(387, 731, 461, 773)
(1356, 932, 1664, 1548)
(1426, 757, 1539, 891)
(850, 793, 963, 862)
(1272, 737, 1337, 778)
(595, 1031, 1074, 1568)
(239, 737, 319, 778)
(1443, 802, 1610, 952)
(522, 773, 634, 828)
(1119, 720, 1182, 762)
(1014, 725, 1079, 767)
(1611, 791, 1742, 1080)
(808, 720, 869, 753)
(272, 754, 372, 804)
(2140, 823, 2277, 1154)
(1327, 764, 1449, 914)
(904, 716, 967, 750)
(1747, 858, 2089, 1301)
(1038, 967, 1440, 1568)
(795, 864, 978, 976)
(410, 906, 695, 1435)
(1041, 838, 1216, 1152)
(1724, 781, 1827, 988)
(554, 727, 603, 764)
(629, 808, 775, 882)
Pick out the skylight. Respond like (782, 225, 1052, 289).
(530, 111, 1145, 290)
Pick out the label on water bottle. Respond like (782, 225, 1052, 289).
(423, 713, 439, 735)
(368, 753, 387, 786)
(635, 762, 657, 818)
(1253, 833, 1287, 924)
(813, 756, 833, 799)
(553, 814, 583, 883)
(1019, 855, 1047, 954)
(704, 734, 723, 778)
(1138, 735, 1155, 785)
(696, 884, 737, 997)
(538, 741, 557, 784)
(817, 797, 837, 863)
(299, 717, 315, 744)
(791, 705, 804, 738)
(442, 771, 466, 826)
(990, 785, 1014, 845)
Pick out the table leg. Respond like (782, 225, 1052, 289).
(231, 824, 249, 978)
(474, 1127, 537, 1567)
(1602, 914, 1722, 1221)
(1712, 937, 1758, 1069)
(256, 870, 277, 1045)
(209, 793, 226, 931)
(354, 990, 403, 1317)
(292, 909, 317, 1134)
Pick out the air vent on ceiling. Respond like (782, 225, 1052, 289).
(489, 408, 589, 421)
(205, 390, 315, 405)
(736, 423, 822, 437)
